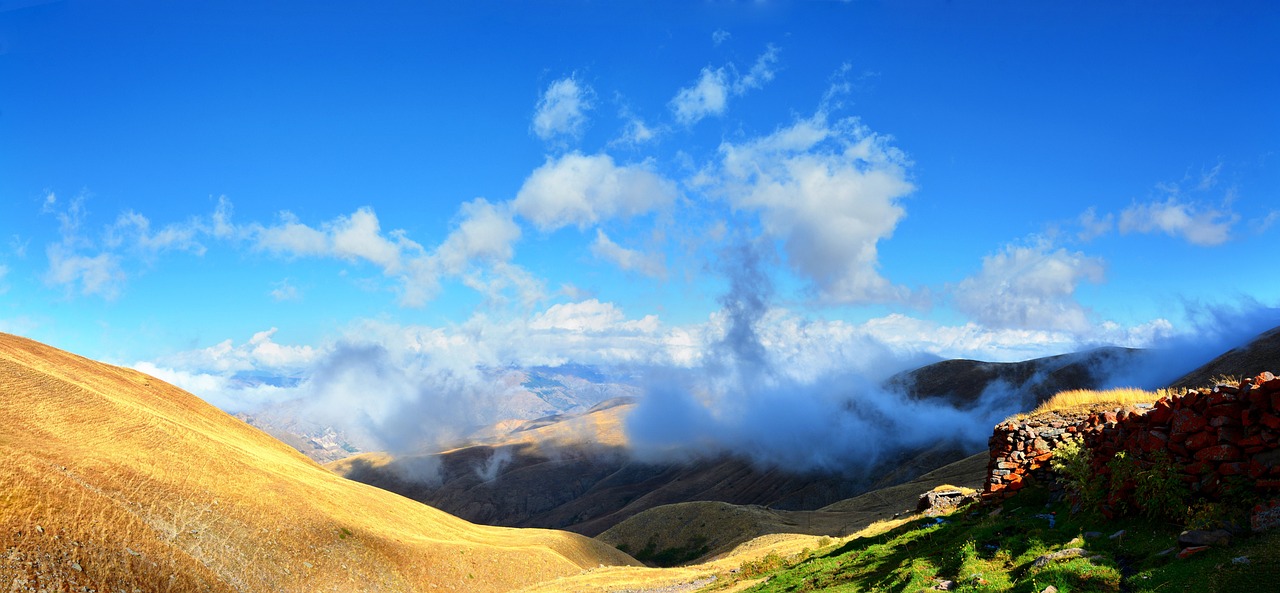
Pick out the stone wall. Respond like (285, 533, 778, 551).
(982, 372, 1280, 517)
(983, 410, 1089, 500)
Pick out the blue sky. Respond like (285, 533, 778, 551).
(1, 1, 1278, 415)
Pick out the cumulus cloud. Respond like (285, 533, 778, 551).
(952, 240, 1105, 332)
(670, 45, 780, 125)
(252, 207, 420, 271)
(434, 198, 521, 274)
(513, 152, 678, 231)
(1117, 197, 1238, 246)
(590, 230, 666, 279)
(711, 29, 730, 46)
(710, 113, 914, 304)
(529, 299, 659, 333)
(671, 67, 730, 125)
(532, 76, 594, 141)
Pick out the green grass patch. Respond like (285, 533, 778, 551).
(704, 486, 1279, 593)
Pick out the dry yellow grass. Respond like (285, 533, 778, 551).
(1006, 387, 1162, 421)
(0, 332, 637, 592)
(461, 400, 633, 452)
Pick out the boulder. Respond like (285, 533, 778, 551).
(1177, 529, 1232, 548)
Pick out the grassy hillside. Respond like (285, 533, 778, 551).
(0, 333, 636, 592)
(701, 484, 1280, 593)
(597, 453, 990, 567)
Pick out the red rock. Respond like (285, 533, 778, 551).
(1217, 426, 1244, 445)
(1209, 403, 1244, 418)
(1250, 461, 1269, 479)
(1184, 461, 1213, 476)
(1238, 435, 1267, 447)
(1195, 444, 1242, 462)
(1184, 431, 1217, 451)
(997, 461, 1018, 470)
(1252, 499, 1280, 532)
(1218, 462, 1249, 476)
(1262, 374, 1280, 391)
(1257, 479, 1280, 490)
(1247, 389, 1270, 413)
(1139, 430, 1169, 453)
(1103, 410, 1119, 424)
(1177, 546, 1211, 559)
(1271, 392, 1280, 410)
(1172, 410, 1209, 435)
(1149, 404, 1175, 424)
(1209, 416, 1235, 428)
(1214, 384, 1241, 396)
(1261, 414, 1280, 430)
(1243, 409, 1261, 427)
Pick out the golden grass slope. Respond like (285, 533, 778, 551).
(0, 333, 636, 592)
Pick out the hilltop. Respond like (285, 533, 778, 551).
(0, 333, 636, 592)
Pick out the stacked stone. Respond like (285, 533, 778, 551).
(982, 412, 1084, 501)
(981, 371, 1280, 514)
(1077, 372, 1280, 514)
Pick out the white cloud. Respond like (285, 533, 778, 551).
(1117, 197, 1238, 246)
(620, 117, 657, 145)
(169, 328, 319, 373)
(952, 240, 1105, 332)
(250, 207, 425, 276)
(45, 242, 126, 299)
(735, 44, 779, 93)
(434, 198, 521, 274)
(712, 29, 730, 46)
(269, 279, 301, 302)
(671, 67, 730, 125)
(1076, 206, 1114, 241)
(106, 210, 207, 256)
(712, 113, 914, 304)
(530, 299, 659, 333)
(590, 230, 666, 279)
(670, 45, 780, 126)
(532, 76, 594, 141)
(513, 152, 678, 231)
(253, 211, 330, 256)
(329, 208, 412, 270)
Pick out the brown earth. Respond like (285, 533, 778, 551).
(0, 332, 637, 592)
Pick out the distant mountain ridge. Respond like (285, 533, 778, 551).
(328, 329, 1280, 544)
(885, 346, 1142, 409)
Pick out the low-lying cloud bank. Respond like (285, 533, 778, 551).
(135, 274, 1275, 469)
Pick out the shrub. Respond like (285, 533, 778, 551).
(1051, 439, 1104, 510)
